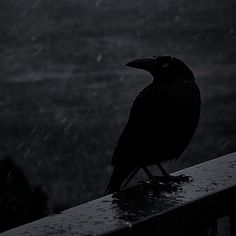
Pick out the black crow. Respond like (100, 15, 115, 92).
(105, 56, 201, 194)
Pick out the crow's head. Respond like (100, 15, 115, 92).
(125, 56, 194, 83)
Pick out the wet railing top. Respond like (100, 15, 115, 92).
(1, 152, 236, 236)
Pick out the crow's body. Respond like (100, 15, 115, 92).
(105, 56, 201, 194)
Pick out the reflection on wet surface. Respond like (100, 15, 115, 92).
(112, 182, 182, 222)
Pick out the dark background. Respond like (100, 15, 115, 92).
(0, 0, 235, 212)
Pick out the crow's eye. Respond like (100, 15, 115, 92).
(163, 63, 168, 68)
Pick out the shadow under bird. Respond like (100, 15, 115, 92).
(105, 56, 201, 195)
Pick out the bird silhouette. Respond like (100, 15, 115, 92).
(105, 56, 201, 194)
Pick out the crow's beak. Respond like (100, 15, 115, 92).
(125, 58, 156, 70)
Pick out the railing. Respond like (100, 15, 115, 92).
(1, 152, 236, 236)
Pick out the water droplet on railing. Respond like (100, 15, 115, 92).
(125, 221, 132, 228)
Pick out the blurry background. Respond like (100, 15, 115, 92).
(0, 0, 235, 212)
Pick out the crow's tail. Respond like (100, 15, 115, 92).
(104, 165, 139, 195)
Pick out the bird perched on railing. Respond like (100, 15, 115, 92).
(105, 56, 201, 195)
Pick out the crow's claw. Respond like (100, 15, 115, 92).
(151, 174, 193, 184)
(140, 178, 181, 193)
(169, 174, 193, 183)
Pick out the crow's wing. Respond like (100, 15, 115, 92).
(112, 84, 165, 165)
(112, 82, 200, 165)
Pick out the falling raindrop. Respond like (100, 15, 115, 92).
(96, 54, 103, 62)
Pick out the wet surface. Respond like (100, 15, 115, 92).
(1, 152, 236, 235)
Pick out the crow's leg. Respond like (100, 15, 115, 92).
(142, 166, 180, 193)
(142, 166, 153, 180)
(121, 167, 140, 189)
(156, 163, 193, 183)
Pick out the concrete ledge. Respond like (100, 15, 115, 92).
(1, 152, 236, 235)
